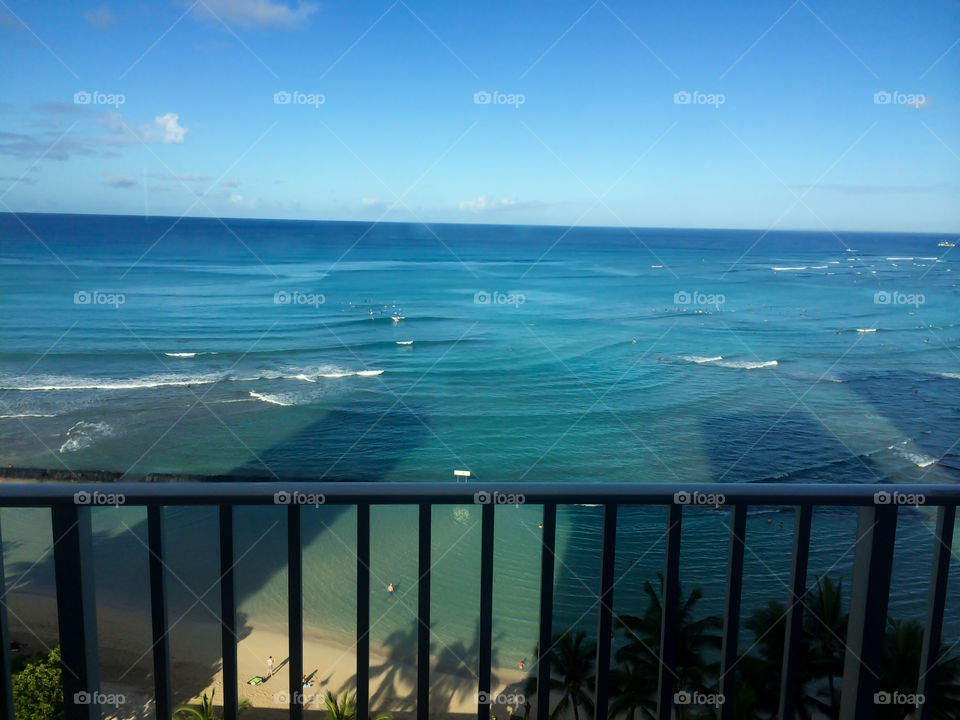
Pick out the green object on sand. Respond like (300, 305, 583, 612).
(247, 676, 264, 685)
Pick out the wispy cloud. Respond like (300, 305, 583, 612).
(145, 171, 212, 183)
(0, 105, 189, 161)
(190, 0, 317, 29)
(104, 173, 137, 188)
(459, 194, 543, 213)
(791, 182, 955, 195)
(83, 5, 116, 29)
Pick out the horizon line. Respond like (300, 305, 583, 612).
(1, 209, 957, 237)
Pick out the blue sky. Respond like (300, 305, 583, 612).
(1, 0, 958, 232)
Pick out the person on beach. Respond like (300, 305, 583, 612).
(267, 655, 274, 679)
(387, 583, 395, 595)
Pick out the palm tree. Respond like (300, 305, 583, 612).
(616, 573, 722, 701)
(548, 631, 596, 720)
(878, 619, 960, 720)
(324, 690, 392, 720)
(608, 659, 657, 720)
(174, 689, 252, 720)
(803, 575, 846, 717)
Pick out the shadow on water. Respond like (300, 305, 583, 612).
(838, 370, 960, 481)
(4, 400, 432, 709)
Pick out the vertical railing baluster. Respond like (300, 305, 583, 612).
(417, 503, 432, 720)
(0, 513, 16, 720)
(720, 504, 747, 720)
(52, 504, 100, 720)
(478, 502, 494, 720)
(288, 504, 303, 720)
(219, 505, 238, 720)
(839, 503, 898, 720)
(357, 503, 370, 720)
(657, 503, 682, 720)
(918, 504, 956, 720)
(778, 504, 812, 720)
(147, 506, 172, 720)
(536, 503, 557, 720)
(594, 503, 617, 720)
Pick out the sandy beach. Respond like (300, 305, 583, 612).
(6, 592, 531, 719)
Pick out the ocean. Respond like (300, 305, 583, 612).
(1, 212, 958, 675)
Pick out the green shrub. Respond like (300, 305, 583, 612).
(12, 647, 64, 720)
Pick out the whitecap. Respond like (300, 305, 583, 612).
(682, 355, 723, 363)
(248, 391, 294, 406)
(396, 341, 413, 345)
(856, 328, 877, 334)
(715, 360, 778, 369)
(2, 373, 223, 391)
(59, 421, 113, 453)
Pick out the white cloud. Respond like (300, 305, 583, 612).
(104, 173, 137, 188)
(228, 193, 259, 209)
(84, 5, 116, 28)
(222, 177, 241, 187)
(146, 171, 211, 182)
(141, 113, 188, 143)
(192, 0, 317, 29)
(459, 194, 519, 212)
(98, 112, 189, 146)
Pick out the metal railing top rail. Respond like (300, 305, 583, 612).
(0, 480, 955, 506)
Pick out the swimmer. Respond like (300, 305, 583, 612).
(387, 583, 394, 595)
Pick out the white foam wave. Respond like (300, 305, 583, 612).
(771, 266, 808, 271)
(856, 328, 877, 334)
(940, 373, 960, 380)
(59, 421, 113, 453)
(2, 367, 385, 391)
(2, 373, 223, 391)
(396, 341, 413, 345)
(163, 352, 217, 357)
(249, 391, 294, 406)
(682, 355, 723, 364)
(887, 257, 914, 261)
(0, 413, 57, 419)
(895, 449, 937, 468)
(715, 360, 779, 369)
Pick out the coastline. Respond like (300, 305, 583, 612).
(6, 591, 530, 719)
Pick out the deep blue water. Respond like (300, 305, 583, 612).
(1, 213, 958, 672)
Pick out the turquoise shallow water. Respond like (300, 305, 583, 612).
(1, 213, 959, 670)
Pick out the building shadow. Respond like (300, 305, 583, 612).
(3, 399, 433, 712)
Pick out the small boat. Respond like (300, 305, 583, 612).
(938, 241, 955, 247)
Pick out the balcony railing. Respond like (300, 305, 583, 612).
(0, 481, 956, 720)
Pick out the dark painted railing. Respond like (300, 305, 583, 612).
(0, 481, 956, 720)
